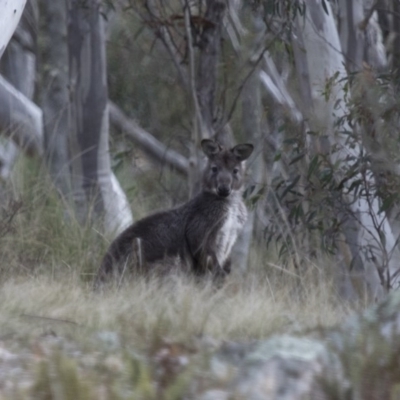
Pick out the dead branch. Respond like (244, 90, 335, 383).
(108, 101, 189, 176)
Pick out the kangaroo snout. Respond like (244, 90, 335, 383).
(217, 185, 231, 197)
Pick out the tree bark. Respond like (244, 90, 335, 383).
(296, 0, 400, 297)
(0, 0, 30, 176)
(67, 0, 132, 235)
(1, 0, 37, 98)
(338, 0, 365, 73)
(39, 0, 70, 195)
(232, 68, 264, 272)
(197, 0, 227, 144)
(338, 0, 387, 72)
(0, 0, 26, 59)
(392, 0, 400, 79)
(0, 75, 42, 156)
(0, 0, 37, 179)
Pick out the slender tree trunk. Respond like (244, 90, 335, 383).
(0, 0, 30, 174)
(338, 0, 364, 73)
(39, 0, 70, 195)
(233, 68, 264, 272)
(0, 0, 37, 179)
(297, 0, 400, 297)
(376, 0, 390, 41)
(1, 0, 37, 98)
(293, 8, 360, 300)
(196, 0, 226, 142)
(67, 0, 132, 235)
(182, 0, 228, 197)
(392, 0, 400, 79)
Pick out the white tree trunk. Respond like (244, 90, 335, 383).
(0, 0, 29, 175)
(67, 0, 132, 235)
(297, 0, 400, 297)
(233, 69, 264, 272)
(338, 0, 387, 71)
(0, 0, 26, 59)
(0, 75, 42, 156)
(338, 0, 364, 72)
(0, 0, 38, 179)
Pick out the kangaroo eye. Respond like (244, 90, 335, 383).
(233, 168, 239, 175)
(211, 166, 218, 173)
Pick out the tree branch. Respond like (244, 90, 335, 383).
(0, 74, 43, 156)
(138, 0, 188, 89)
(108, 101, 189, 176)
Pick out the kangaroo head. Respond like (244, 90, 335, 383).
(201, 139, 254, 198)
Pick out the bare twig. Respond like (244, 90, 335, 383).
(138, 0, 189, 88)
(225, 46, 268, 124)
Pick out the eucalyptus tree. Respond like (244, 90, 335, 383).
(130, 1, 229, 182)
(0, 0, 38, 179)
(40, 0, 70, 195)
(67, 0, 132, 234)
(229, 0, 400, 297)
(0, 0, 42, 177)
(293, 0, 400, 297)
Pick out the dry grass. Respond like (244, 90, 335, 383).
(0, 269, 352, 348)
(0, 158, 357, 347)
(0, 264, 355, 397)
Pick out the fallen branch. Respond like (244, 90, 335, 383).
(108, 101, 189, 176)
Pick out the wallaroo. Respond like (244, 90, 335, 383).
(94, 139, 254, 286)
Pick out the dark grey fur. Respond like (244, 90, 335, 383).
(94, 139, 253, 285)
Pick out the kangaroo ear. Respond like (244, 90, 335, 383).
(232, 143, 254, 161)
(201, 139, 221, 158)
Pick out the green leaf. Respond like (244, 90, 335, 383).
(274, 152, 282, 161)
(289, 152, 305, 165)
(307, 155, 320, 179)
(280, 175, 300, 199)
(379, 194, 398, 214)
(346, 179, 363, 194)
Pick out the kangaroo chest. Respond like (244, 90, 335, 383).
(215, 197, 248, 266)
